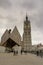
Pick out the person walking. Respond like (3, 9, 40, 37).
(36, 51, 39, 56)
(40, 50, 42, 58)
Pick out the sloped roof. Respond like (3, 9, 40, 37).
(10, 26, 21, 45)
(1, 26, 21, 47)
(12, 26, 21, 37)
(2, 38, 19, 48)
(1, 29, 10, 45)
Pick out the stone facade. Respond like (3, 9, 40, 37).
(1, 15, 32, 52)
(10, 26, 21, 46)
(1, 26, 21, 47)
(1, 29, 10, 45)
(22, 15, 32, 52)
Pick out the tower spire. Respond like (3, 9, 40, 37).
(26, 13, 28, 21)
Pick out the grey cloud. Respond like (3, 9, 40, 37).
(8, 0, 37, 10)
(0, 15, 6, 19)
(6, 16, 17, 22)
(21, 0, 36, 10)
(0, 0, 43, 44)
(0, 14, 17, 22)
(0, 0, 42, 10)
(31, 14, 43, 33)
(35, 13, 43, 32)
(18, 0, 40, 10)
(0, 0, 11, 9)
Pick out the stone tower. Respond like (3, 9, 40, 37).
(23, 14, 32, 52)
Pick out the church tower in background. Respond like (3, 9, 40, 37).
(23, 14, 32, 52)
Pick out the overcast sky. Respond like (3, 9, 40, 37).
(0, 0, 43, 45)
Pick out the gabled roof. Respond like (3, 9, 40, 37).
(10, 26, 21, 45)
(2, 38, 19, 48)
(1, 26, 21, 47)
(1, 29, 10, 44)
(12, 26, 21, 37)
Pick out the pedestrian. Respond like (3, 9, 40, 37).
(40, 50, 42, 58)
(36, 51, 39, 56)
(21, 50, 22, 54)
(13, 50, 15, 55)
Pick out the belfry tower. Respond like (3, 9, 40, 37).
(23, 14, 32, 52)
